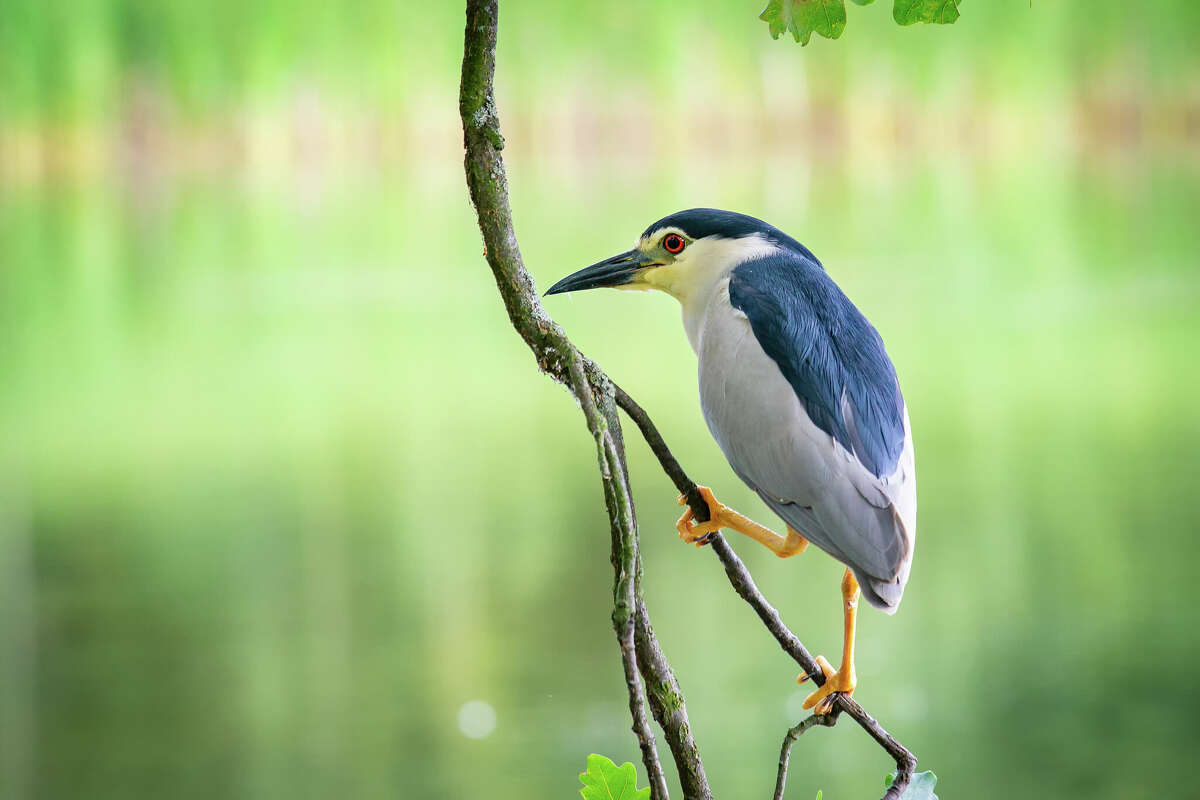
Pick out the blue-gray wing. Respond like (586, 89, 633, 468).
(718, 253, 915, 609)
(728, 254, 905, 480)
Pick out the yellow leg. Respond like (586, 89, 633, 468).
(799, 568, 859, 715)
(676, 486, 808, 558)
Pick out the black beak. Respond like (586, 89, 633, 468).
(544, 249, 656, 296)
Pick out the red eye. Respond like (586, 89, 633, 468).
(663, 234, 686, 254)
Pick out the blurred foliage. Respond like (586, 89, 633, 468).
(0, 0, 1197, 125)
(0, 2, 1198, 800)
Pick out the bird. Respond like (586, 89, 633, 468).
(545, 208, 916, 713)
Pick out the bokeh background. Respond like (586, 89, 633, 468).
(2, 1, 1198, 799)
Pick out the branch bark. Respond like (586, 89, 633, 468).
(459, 3, 915, 798)
(774, 715, 837, 800)
(461, 3, 703, 798)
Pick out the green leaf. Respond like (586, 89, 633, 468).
(884, 770, 940, 800)
(892, 0, 961, 26)
(759, 0, 848, 45)
(579, 754, 651, 800)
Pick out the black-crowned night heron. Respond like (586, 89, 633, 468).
(546, 209, 915, 713)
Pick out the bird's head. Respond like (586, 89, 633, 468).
(545, 208, 817, 304)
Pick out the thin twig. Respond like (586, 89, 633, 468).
(774, 715, 837, 800)
(707, 534, 823, 682)
(610, 384, 709, 522)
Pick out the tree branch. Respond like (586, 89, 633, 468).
(633, 601, 710, 798)
(460, 3, 705, 798)
(460, 2, 915, 798)
(774, 715, 837, 800)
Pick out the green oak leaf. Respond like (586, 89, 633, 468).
(759, 0, 848, 45)
(884, 770, 940, 800)
(579, 754, 651, 800)
(893, 0, 961, 25)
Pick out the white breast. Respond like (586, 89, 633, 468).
(693, 279, 835, 508)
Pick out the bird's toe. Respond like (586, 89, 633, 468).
(674, 485, 727, 545)
(799, 654, 854, 715)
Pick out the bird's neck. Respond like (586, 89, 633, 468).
(640, 235, 779, 352)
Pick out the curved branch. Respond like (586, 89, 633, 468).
(567, 360, 669, 800)
(774, 715, 837, 800)
(460, 3, 706, 798)
(460, 2, 915, 798)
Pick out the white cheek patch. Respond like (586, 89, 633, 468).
(663, 234, 781, 300)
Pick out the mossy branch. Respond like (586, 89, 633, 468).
(461, 3, 695, 797)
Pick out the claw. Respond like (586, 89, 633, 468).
(797, 655, 834, 686)
(675, 490, 723, 546)
(796, 669, 820, 684)
(799, 654, 854, 713)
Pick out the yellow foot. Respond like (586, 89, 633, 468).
(675, 486, 725, 547)
(798, 655, 856, 716)
(675, 485, 809, 557)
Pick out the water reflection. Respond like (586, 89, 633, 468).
(1, 154, 1198, 800)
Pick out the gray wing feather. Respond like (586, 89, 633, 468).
(697, 278, 916, 611)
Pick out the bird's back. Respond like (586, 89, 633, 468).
(693, 255, 916, 611)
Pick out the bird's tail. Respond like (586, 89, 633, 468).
(858, 575, 904, 614)
(856, 514, 913, 614)
(856, 553, 912, 614)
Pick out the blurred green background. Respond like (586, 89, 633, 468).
(2, 1, 1198, 799)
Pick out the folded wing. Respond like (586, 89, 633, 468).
(711, 252, 916, 610)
